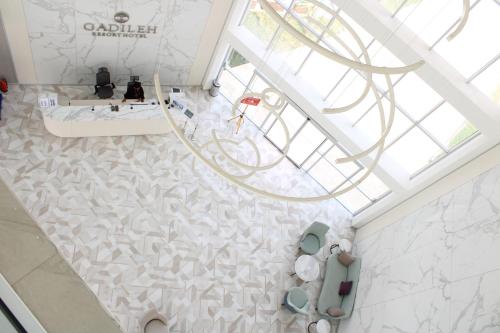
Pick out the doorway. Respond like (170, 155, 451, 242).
(0, 12, 17, 83)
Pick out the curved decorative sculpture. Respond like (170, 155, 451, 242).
(154, 73, 393, 202)
(258, 0, 425, 75)
(151, 0, 418, 202)
(447, 0, 471, 41)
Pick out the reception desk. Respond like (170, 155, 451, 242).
(42, 99, 172, 137)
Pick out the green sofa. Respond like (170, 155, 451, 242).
(317, 254, 361, 320)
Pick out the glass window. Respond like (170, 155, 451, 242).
(433, 0, 500, 78)
(267, 104, 307, 149)
(219, 71, 246, 103)
(269, 13, 318, 73)
(241, 0, 280, 46)
(225, 49, 255, 85)
(471, 58, 500, 106)
(308, 158, 347, 191)
(392, 72, 442, 120)
(318, 139, 334, 154)
(288, 122, 326, 164)
(420, 102, 478, 150)
(291, 0, 332, 35)
(395, 0, 460, 46)
(356, 103, 413, 145)
(302, 151, 322, 171)
(386, 127, 445, 174)
(298, 43, 347, 98)
(352, 173, 390, 200)
(336, 186, 372, 213)
(324, 146, 361, 178)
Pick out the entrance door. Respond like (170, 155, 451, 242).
(0, 12, 17, 83)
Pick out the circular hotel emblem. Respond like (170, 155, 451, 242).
(114, 11, 129, 24)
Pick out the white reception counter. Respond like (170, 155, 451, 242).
(41, 99, 172, 137)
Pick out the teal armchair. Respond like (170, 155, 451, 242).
(299, 222, 329, 255)
(283, 287, 309, 315)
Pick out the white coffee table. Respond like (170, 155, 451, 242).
(294, 255, 320, 282)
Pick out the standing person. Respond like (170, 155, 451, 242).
(0, 92, 3, 121)
(122, 81, 145, 103)
(0, 78, 7, 121)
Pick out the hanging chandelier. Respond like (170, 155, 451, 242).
(153, 0, 433, 202)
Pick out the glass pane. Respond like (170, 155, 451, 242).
(308, 158, 347, 192)
(219, 71, 246, 103)
(395, 0, 460, 46)
(292, 0, 332, 35)
(298, 43, 347, 98)
(433, 0, 500, 78)
(245, 103, 271, 128)
(420, 103, 478, 150)
(248, 75, 270, 94)
(324, 146, 361, 178)
(318, 139, 334, 154)
(472, 58, 500, 106)
(352, 172, 390, 200)
(380, 0, 421, 14)
(226, 49, 255, 85)
(357, 103, 414, 145)
(288, 122, 326, 164)
(386, 127, 445, 174)
(327, 72, 371, 113)
(392, 72, 442, 120)
(262, 113, 277, 131)
(336, 186, 372, 213)
(241, 0, 280, 46)
(269, 13, 317, 73)
(302, 151, 322, 171)
(267, 104, 307, 149)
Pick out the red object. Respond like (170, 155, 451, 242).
(338, 281, 353, 296)
(240, 97, 260, 106)
(0, 79, 7, 93)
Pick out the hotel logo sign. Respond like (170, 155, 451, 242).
(114, 11, 129, 24)
(83, 11, 158, 38)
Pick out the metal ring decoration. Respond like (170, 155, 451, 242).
(154, 72, 392, 202)
(211, 88, 291, 172)
(258, 0, 425, 75)
(447, 0, 471, 41)
(261, 0, 398, 166)
(153, 0, 403, 202)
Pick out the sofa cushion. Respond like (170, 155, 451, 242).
(301, 234, 320, 254)
(340, 258, 362, 316)
(337, 252, 355, 267)
(327, 307, 345, 317)
(317, 255, 347, 315)
(338, 281, 353, 296)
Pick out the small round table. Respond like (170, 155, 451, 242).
(307, 319, 331, 333)
(330, 238, 353, 254)
(294, 255, 320, 282)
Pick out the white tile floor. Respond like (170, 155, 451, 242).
(0, 84, 353, 333)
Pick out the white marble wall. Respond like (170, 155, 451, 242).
(22, 0, 213, 85)
(339, 165, 500, 333)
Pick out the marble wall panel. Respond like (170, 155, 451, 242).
(23, 0, 76, 34)
(339, 163, 500, 333)
(22, 0, 214, 84)
(29, 32, 78, 84)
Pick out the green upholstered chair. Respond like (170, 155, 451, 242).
(299, 222, 329, 255)
(283, 287, 309, 315)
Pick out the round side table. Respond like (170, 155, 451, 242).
(330, 238, 352, 254)
(294, 255, 320, 282)
(307, 319, 331, 333)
